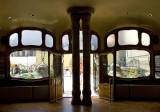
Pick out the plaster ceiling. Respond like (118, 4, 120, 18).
(0, 0, 160, 37)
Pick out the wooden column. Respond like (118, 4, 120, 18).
(70, 13, 81, 104)
(82, 13, 92, 105)
(67, 7, 94, 105)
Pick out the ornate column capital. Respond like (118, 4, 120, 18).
(67, 6, 95, 15)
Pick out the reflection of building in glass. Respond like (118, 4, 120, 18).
(125, 50, 150, 70)
(10, 50, 36, 57)
(117, 50, 150, 78)
(118, 50, 126, 67)
(108, 50, 150, 78)
(10, 50, 48, 79)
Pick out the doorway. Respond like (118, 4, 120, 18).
(63, 54, 72, 97)
(62, 54, 99, 97)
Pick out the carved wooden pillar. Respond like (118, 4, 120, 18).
(67, 7, 94, 105)
(81, 13, 92, 104)
(68, 12, 81, 104)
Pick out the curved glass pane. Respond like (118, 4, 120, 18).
(10, 33, 18, 47)
(10, 50, 48, 79)
(45, 34, 53, 48)
(141, 32, 150, 46)
(22, 30, 42, 46)
(118, 30, 138, 45)
(91, 35, 98, 50)
(114, 50, 150, 78)
(107, 34, 115, 47)
(62, 35, 69, 51)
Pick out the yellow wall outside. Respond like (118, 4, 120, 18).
(106, 52, 120, 65)
(63, 54, 94, 74)
(36, 51, 48, 66)
(63, 54, 72, 68)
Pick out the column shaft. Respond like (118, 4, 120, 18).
(70, 14, 81, 104)
(67, 7, 94, 105)
(82, 13, 92, 104)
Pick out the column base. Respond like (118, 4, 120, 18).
(71, 91, 82, 105)
(82, 98, 92, 105)
(71, 99, 82, 105)
(82, 90, 92, 105)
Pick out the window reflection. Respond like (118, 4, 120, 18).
(22, 30, 42, 46)
(10, 33, 18, 47)
(45, 34, 53, 48)
(10, 50, 48, 79)
(107, 34, 115, 47)
(62, 35, 69, 51)
(141, 32, 150, 46)
(91, 35, 98, 50)
(118, 30, 138, 45)
(107, 50, 150, 78)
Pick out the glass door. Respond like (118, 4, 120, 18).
(49, 53, 63, 102)
(49, 53, 55, 102)
(93, 54, 99, 95)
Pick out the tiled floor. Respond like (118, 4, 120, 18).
(0, 97, 160, 112)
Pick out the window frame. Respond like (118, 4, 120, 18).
(102, 27, 154, 81)
(60, 30, 100, 54)
(6, 27, 57, 82)
(60, 30, 72, 53)
(100, 49, 152, 83)
(104, 27, 153, 52)
(7, 27, 56, 52)
(8, 49, 50, 81)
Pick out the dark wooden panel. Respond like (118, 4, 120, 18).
(130, 85, 160, 99)
(0, 54, 5, 79)
(56, 84, 62, 100)
(116, 84, 129, 99)
(33, 86, 49, 100)
(0, 86, 32, 101)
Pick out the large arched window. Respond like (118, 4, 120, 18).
(8, 28, 56, 80)
(103, 27, 152, 80)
